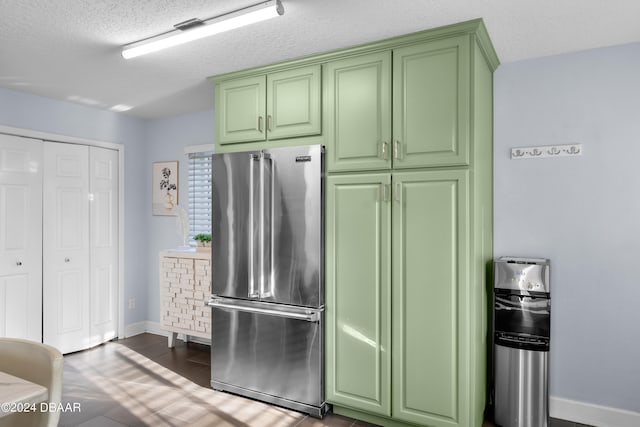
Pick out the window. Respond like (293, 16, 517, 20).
(188, 151, 213, 238)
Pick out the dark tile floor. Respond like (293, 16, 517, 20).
(486, 417, 592, 427)
(59, 334, 375, 426)
(59, 333, 590, 427)
(547, 420, 594, 427)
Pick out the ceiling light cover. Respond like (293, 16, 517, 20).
(122, 0, 284, 59)
(110, 104, 133, 112)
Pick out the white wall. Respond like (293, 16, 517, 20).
(144, 110, 214, 323)
(0, 87, 149, 326)
(494, 42, 640, 415)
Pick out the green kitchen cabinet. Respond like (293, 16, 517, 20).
(215, 75, 266, 144)
(209, 18, 498, 427)
(325, 35, 470, 172)
(392, 36, 470, 169)
(214, 65, 321, 146)
(325, 173, 392, 416)
(391, 170, 469, 426)
(267, 66, 321, 140)
(326, 21, 496, 427)
(324, 52, 392, 172)
(326, 170, 476, 427)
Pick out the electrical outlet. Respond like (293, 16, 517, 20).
(129, 298, 135, 309)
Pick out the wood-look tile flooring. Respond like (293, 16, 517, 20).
(59, 333, 373, 426)
(59, 333, 590, 427)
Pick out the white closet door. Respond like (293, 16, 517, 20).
(43, 142, 90, 354)
(89, 146, 118, 347)
(0, 134, 43, 342)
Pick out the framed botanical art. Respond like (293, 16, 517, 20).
(152, 161, 178, 215)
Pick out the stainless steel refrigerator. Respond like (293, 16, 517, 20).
(207, 144, 328, 417)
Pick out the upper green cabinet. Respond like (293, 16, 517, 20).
(324, 52, 392, 172)
(325, 36, 471, 172)
(215, 65, 321, 145)
(393, 35, 470, 169)
(216, 75, 266, 144)
(267, 66, 321, 140)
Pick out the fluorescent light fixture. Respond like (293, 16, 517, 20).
(122, 0, 284, 59)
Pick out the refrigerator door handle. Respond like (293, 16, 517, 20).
(208, 298, 322, 322)
(260, 153, 274, 299)
(248, 154, 260, 298)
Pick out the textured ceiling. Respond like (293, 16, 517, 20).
(1, 0, 639, 119)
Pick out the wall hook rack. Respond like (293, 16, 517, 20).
(511, 143, 582, 159)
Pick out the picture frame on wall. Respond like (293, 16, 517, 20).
(152, 161, 178, 216)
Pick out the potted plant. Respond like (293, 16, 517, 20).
(193, 233, 212, 252)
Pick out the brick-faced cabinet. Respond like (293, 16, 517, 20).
(159, 250, 211, 347)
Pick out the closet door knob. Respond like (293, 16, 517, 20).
(65, 257, 70, 263)
(16, 261, 23, 266)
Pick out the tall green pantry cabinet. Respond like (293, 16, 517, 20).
(209, 19, 498, 427)
(324, 21, 498, 427)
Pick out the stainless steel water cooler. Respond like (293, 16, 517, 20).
(493, 257, 550, 427)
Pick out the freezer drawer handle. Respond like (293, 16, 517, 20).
(208, 299, 321, 322)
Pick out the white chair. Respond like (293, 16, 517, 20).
(0, 338, 63, 427)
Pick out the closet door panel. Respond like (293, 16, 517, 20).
(0, 275, 29, 338)
(89, 147, 118, 347)
(43, 142, 90, 354)
(0, 134, 43, 342)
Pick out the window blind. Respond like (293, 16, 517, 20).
(188, 151, 213, 238)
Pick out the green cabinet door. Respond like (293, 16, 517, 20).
(267, 65, 321, 140)
(324, 52, 392, 172)
(326, 173, 391, 417)
(393, 36, 470, 168)
(392, 170, 469, 427)
(216, 75, 266, 145)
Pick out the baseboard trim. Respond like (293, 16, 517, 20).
(551, 396, 640, 427)
(124, 320, 166, 338)
(123, 321, 211, 345)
